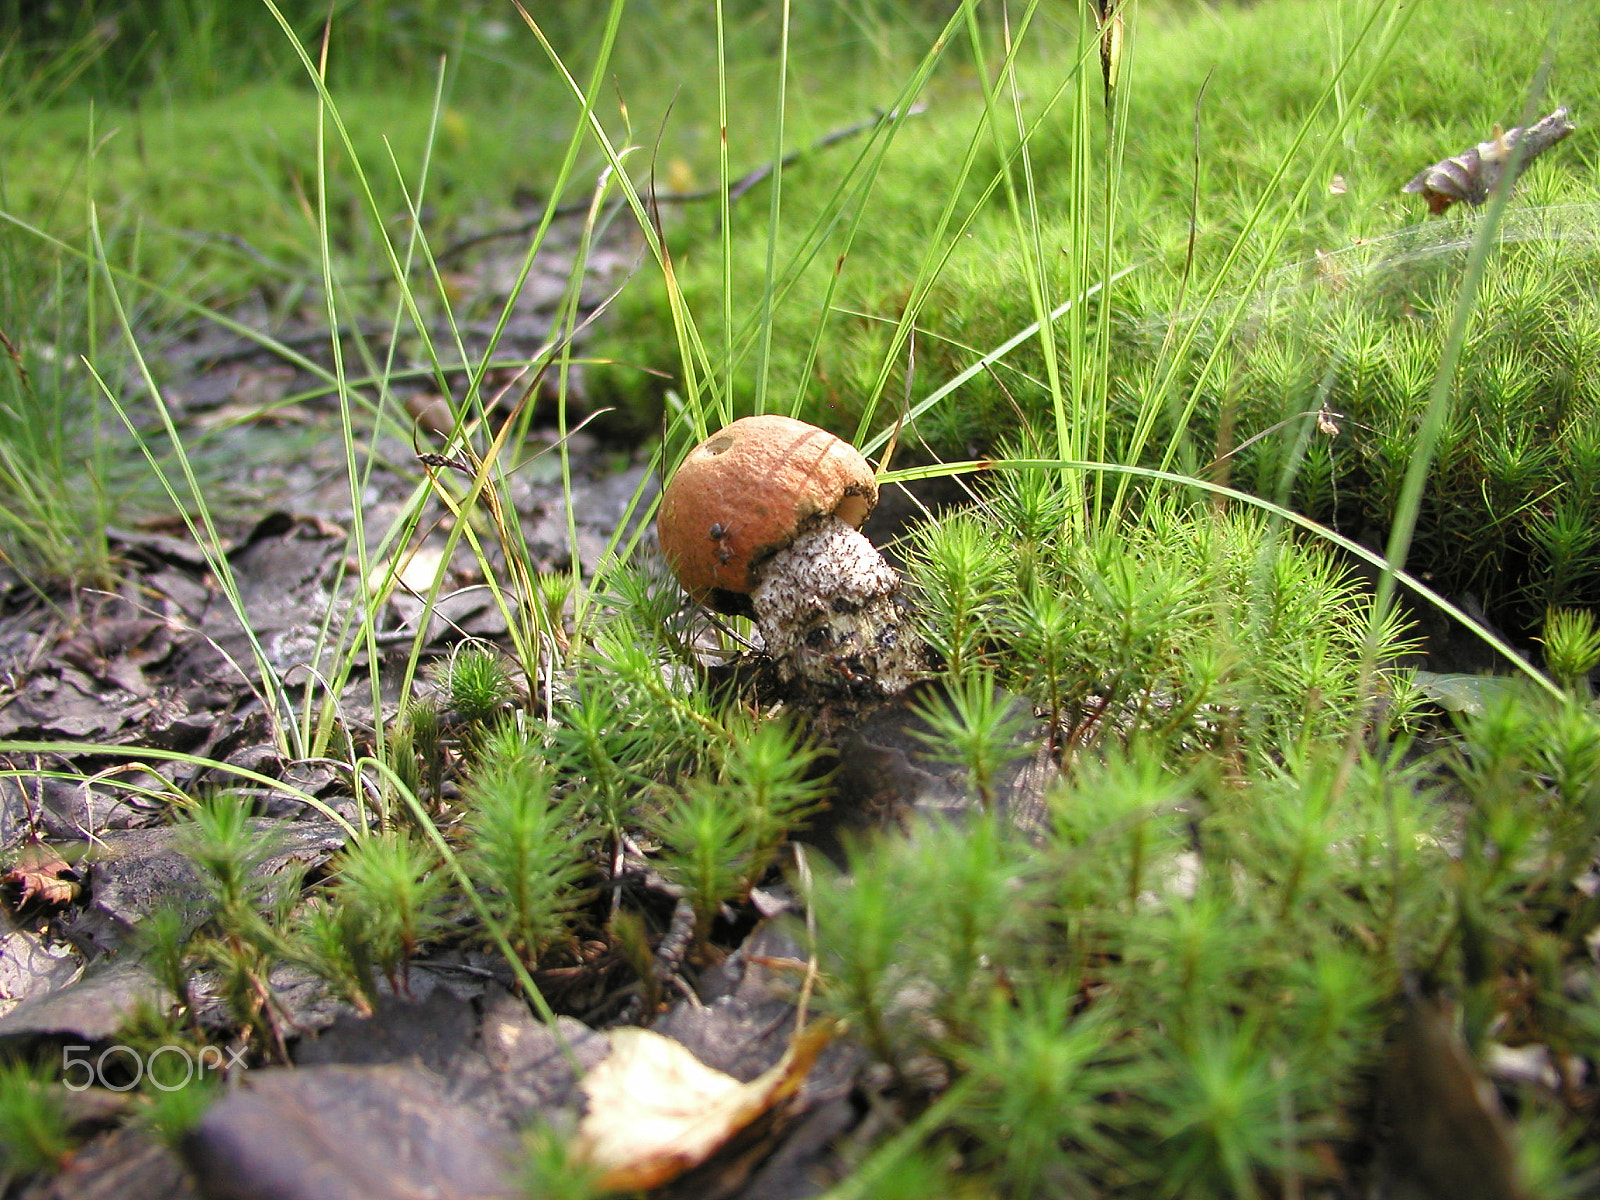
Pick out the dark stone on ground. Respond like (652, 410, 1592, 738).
(0, 957, 167, 1041)
(80, 819, 349, 948)
(19, 1125, 201, 1200)
(293, 987, 607, 1130)
(183, 1063, 518, 1200)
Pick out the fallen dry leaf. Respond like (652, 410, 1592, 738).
(406, 392, 456, 438)
(3, 847, 81, 909)
(572, 1021, 833, 1192)
(1381, 988, 1526, 1200)
(368, 545, 450, 604)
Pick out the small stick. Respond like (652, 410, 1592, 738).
(1403, 107, 1576, 214)
(435, 102, 928, 263)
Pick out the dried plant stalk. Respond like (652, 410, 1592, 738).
(1403, 107, 1575, 214)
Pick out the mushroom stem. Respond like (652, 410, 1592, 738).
(751, 516, 929, 696)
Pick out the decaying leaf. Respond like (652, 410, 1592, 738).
(1410, 670, 1530, 716)
(406, 392, 456, 438)
(1403, 108, 1575, 214)
(2, 846, 81, 909)
(371, 543, 450, 597)
(571, 1021, 833, 1192)
(1380, 988, 1526, 1200)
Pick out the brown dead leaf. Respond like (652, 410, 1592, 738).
(406, 392, 457, 438)
(572, 1021, 833, 1192)
(3, 846, 81, 909)
(1381, 989, 1526, 1200)
(368, 545, 451, 632)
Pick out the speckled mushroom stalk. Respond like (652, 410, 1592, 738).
(751, 516, 926, 694)
(657, 416, 929, 696)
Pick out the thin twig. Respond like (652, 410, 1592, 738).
(434, 102, 928, 264)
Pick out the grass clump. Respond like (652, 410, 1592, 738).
(909, 480, 1417, 759)
(812, 689, 1600, 1194)
(1201, 221, 1600, 627)
(1538, 606, 1600, 691)
(326, 829, 451, 996)
(650, 717, 828, 943)
(0, 231, 120, 586)
(173, 793, 307, 1055)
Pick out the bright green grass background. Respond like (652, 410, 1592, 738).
(591, 0, 1600, 400)
(589, 0, 1600, 627)
(1, 0, 1596, 614)
(0, 5, 930, 305)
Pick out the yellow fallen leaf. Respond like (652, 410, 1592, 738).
(573, 1021, 832, 1192)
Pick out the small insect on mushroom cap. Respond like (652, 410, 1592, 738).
(657, 415, 878, 614)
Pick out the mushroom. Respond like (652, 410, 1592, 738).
(657, 415, 929, 696)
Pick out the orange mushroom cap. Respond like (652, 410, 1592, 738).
(657, 415, 878, 614)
